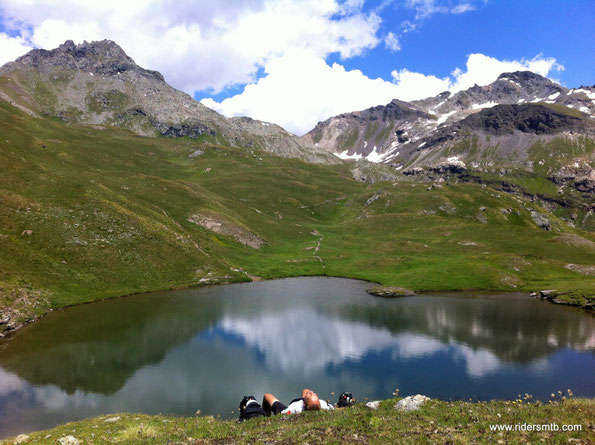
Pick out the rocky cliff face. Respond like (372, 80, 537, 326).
(0, 40, 336, 164)
(302, 71, 595, 170)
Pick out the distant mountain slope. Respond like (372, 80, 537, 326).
(0, 40, 336, 164)
(302, 71, 595, 170)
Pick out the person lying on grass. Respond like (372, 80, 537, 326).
(239, 388, 333, 420)
(264, 388, 334, 414)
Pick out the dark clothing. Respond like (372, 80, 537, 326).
(271, 400, 287, 415)
(239, 400, 267, 421)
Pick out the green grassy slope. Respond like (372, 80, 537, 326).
(2, 397, 593, 444)
(0, 100, 593, 330)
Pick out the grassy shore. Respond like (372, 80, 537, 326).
(3, 396, 593, 444)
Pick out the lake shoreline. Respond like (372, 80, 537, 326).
(1, 273, 592, 341)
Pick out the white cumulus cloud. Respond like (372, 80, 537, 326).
(202, 51, 406, 135)
(448, 53, 564, 91)
(0, 0, 381, 94)
(204, 52, 563, 135)
(0, 32, 32, 66)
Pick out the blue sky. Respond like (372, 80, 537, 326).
(0, 0, 593, 134)
(360, 0, 594, 85)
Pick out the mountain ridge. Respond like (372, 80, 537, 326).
(303, 70, 595, 170)
(0, 39, 336, 164)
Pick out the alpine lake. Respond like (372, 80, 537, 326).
(0, 277, 593, 438)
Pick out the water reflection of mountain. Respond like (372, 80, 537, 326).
(0, 291, 222, 395)
(333, 293, 595, 362)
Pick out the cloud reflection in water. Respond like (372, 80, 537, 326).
(215, 308, 515, 378)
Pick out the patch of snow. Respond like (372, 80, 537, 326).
(334, 150, 363, 160)
(567, 90, 574, 96)
(364, 140, 368, 148)
(573, 89, 595, 100)
(530, 97, 545, 103)
(508, 80, 521, 87)
(384, 152, 400, 161)
(384, 142, 401, 156)
(517, 99, 526, 103)
(446, 156, 466, 168)
(545, 100, 555, 104)
(261, 122, 269, 126)
(472, 102, 498, 110)
(89, 72, 94, 76)
(395, 165, 403, 171)
(567, 104, 575, 108)
(436, 110, 457, 125)
(315, 143, 319, 147)
(579, 106, 589, 113)
(366, 145, 384, 163)
(418, 142, 426, 148)
(432, 100, 445, 110)
(548, 92, 560, 100)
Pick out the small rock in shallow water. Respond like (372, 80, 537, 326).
(367, 286, 415, 298)
(14, 434, 29, 444)
(395, 394, 430, 412)
(539, 289, 557, 299)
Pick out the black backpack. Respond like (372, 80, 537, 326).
(337, 392, 355, 407)
(238, 396, 267, 422)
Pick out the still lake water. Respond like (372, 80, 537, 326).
(0, 277, 594, 437)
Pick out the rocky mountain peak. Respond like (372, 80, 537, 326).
(303, 69, 594, 167)
(497, 70, 552, 84)
(0, 39, 336, 164)
(14, 39, 165, 82)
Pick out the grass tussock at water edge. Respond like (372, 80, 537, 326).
(2, 397, 593, 444)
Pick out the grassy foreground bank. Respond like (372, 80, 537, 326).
(3, 397, 593, 444)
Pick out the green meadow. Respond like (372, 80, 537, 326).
(2, 396, 593, 444)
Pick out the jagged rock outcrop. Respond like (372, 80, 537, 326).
(550, 164, 595, 193)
